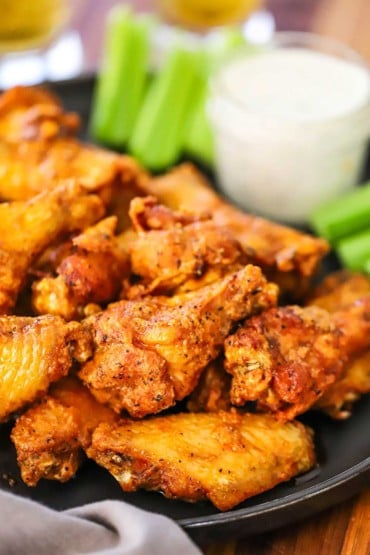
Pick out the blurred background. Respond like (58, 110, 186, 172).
(0, 0, 368, 87)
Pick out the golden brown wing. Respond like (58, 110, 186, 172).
(307, 272, 370, 418)
(0, 181, 105, 314)
(126, 197, 247, 298)
(224, 303, 370, 420)
(32, 216, 129, 320)
(140, 163, 329, 297)
(11, 397, 82, 486)
(79, 265, 278, 417)
(315, 351, 370, 419)
(0, 85, 79, 143)
(11, 376, 117, 486)
(87, 412, 315, 511)
(0, 316, 92, 421)
(224, 305, 343, 420)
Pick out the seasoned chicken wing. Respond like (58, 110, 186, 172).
(0, 316, 92, 422)
(307, 271, 370, 418)
(0, 181, 104, 314)
(11, 377, 117, 486)
(140, 164, 329, 297)
(0, 85, 79, 142)
(11, 398, 82, 486)
(79, 265, 278, 417)
(32, 216, 129, 320)
(88, 411, 315, 511)
(187, 359, 232, 413)
(224, 301, 370, 420)
(125, 196, 247, 297)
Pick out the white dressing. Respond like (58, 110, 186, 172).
(208, 36, 370, 224)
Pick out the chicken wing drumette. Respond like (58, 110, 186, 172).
(79, 265, 278, 417)
(224, 299, 370, 420)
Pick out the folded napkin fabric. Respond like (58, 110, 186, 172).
(0, 490, 202, 555)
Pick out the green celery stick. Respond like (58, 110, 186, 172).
(129, 46, 199, 171)
(184, 29, 258, 166)
(184, 74, 214, 166)
(310, 182, 370, 243)
(337, 228, 370, 271)
(90, 6, 153, 146)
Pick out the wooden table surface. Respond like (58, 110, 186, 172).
(73, 2, 370, 553)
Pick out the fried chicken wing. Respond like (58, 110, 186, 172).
(88, 412, 315, 511)
(126, 196, 247, 298)
(0, 86, 79, 142)
(140, 164, 329, 297)
(11, 377, 117, 486)
(79, 265, 278, 417)
(224, 301, 370, 420)
(0, 316, 92, 422)
(11, 398, 82, 486)
(187, 359, 232, 413)
(307, 271, 370, 418)
(32, 216, 129, 320)
(0, 181, 105, 314)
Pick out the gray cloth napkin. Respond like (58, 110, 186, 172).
(0, 490, 202, 555)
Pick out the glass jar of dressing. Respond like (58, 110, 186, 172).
(208, 32, 370, 224)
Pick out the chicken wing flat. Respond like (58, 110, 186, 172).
(0, 180, 104, 314)
(187, 359, 232, 413)
(79, 265, 278, 417)
(224, 301, 370, 420)
(32, 216, 129, 320)
(0, 86, 79, 143)
(0, 316, 92, 422)
(140, 164, 329, 297)
(307, 271, 370, 418)
(11, 377, 117, 486)
(88, 411, 315, 511)
(125, 196, 247, 298)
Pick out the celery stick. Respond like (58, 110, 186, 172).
(90, 6, 152, 146)
(337, 228, 370, 271)
(184, 76, 214, 166)
(129, 47, 199, 171)
(310, 182, 370, 243)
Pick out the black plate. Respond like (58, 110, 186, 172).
(1, 76, 370, 544)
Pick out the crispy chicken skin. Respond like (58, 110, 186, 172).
(79, 265, 278, 417)
(315, 351, 370, 419)
(0, 181, 104, 314)
(32, 216, 129, 320)
(307, 271, 370, 418)
(11, 398, 82, 486)
(224, 301, 370, 420)
(0, 86, 80, 143)
(0, 316, 92, 422)
(11, 377, 117, 486)
(88, 412, 315, 511)
(187, 359, 232, 413)
(126, 196, 247, 297)
(140, 164, 329, 296)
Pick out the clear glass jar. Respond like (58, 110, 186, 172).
(208, 32, 370, 224)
